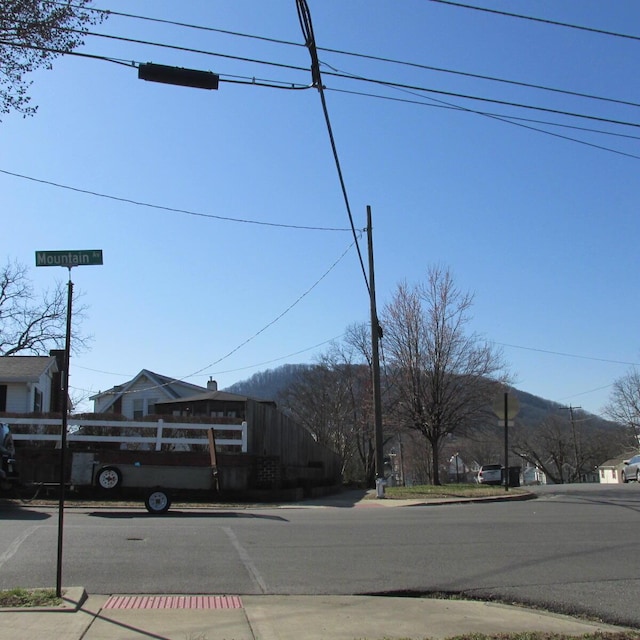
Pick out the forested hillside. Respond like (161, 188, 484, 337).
(225, 363, 616, 430)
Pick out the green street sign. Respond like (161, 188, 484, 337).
(35, 250, 103, 267)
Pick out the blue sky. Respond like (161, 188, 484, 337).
(2, 0, 639, 416)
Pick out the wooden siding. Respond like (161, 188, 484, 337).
(245, 400, 341, 483)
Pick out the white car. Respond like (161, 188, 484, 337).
(477, 464, 502, 485)
(622, 454, 640, 483)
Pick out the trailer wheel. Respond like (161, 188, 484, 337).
(145, 489, 171, 514)
(96, 466, 122, 491)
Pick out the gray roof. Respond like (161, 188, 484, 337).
(599, 452, 639, 468)
(155, 389, 274, 405)
(90, 369, 207, 402)
(0, 356, 58, 382)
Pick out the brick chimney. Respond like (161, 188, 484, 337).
(207, 378, 218, 391)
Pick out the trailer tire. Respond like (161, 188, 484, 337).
(95, 466, 122, 491)
(145, 489, 171, 514)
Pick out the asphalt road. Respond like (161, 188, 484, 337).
(1, 483, 639, 628)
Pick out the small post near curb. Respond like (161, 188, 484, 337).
(35, 250, 103, 597)
(492, 392, 519, 492)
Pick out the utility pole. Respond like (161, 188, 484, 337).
(367, 206, 385, 498)
(562, 405, 582, 482)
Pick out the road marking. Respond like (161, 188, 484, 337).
(223, 526, 268, 594)
(0, 526, 42, 570)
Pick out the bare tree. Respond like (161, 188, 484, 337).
(604, 369, 640, 449)
(512, 412, 624, 484)
(381, 266, 508, 485)
(0, 259, 90, 356)
(0, 0, 104, 119)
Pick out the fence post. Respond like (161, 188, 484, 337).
(241, 421, 248, 453)
(155, 419, 164, 451)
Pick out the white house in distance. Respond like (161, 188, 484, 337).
(597, 454, 637, 484)
(0, 354, 60, 414)
(91, 370, 209, 419)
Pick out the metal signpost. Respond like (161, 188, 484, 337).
(35, 249, 103, 597)
(492, 392, 520, 492)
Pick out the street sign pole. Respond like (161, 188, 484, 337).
(56, 272, 73, 597)
(493, 391, 520, 494)
(35, 250, 103, 597)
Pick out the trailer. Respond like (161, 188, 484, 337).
(69, 427, 220, 513)
(7, 419, 237, 513)
(8, 413, 342, 504)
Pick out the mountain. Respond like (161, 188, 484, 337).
(224, 364, 617, 430)
(224, 363, 312, 401)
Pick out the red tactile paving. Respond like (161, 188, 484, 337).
(103, 595, 243, 610)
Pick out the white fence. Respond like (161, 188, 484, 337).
(6, 417, 248, 453)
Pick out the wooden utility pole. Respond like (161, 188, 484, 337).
(367, 206, 385, 497)
(562, 405, 582, 481)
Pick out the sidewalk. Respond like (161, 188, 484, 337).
(0, 587, 633, 640)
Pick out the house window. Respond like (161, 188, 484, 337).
(133, 399, 144, 420)
(0, 385, 6, 412)
(33, 389, 43, 413)
(147, 399, 158, 415)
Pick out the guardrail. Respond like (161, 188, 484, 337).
(5, 418, 248, 452)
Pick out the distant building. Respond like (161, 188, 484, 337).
(90, 370, 208, 419)
(0, 354, 60, 414)
(598, 454, 637, 484)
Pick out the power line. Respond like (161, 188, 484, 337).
(426, 0, 640, 42)
(63, 27, 640, 129)
(70, 4, 640, 111)
(4, 42, 638, 162)
(322, 64, 640, 161)
(62, 27, 311, 74)
(320, 68, 640, 131)
(325, 86, 640, 142)
(101, 237, 360, 395)
(493, 341, 640, 367)
(72, 334, 345, 382)
(0, 169, 351, 232)
(72, 26, 640, 119)
(8, 28, 640, 132)
(296, 0, 370, 294)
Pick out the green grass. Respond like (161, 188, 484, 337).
(0, 587, 62, 608)
(380, 483, 525, 500)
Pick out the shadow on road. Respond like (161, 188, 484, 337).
(87, 510, 288, 521)
(293, 488, 371, 507)
(0, 505, 53, 521)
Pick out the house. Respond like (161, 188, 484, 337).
(0, 353, 61, 414)
(90, 370, 209, 419)
(597, 454, 637, 484)
(153, 378, 276, 420)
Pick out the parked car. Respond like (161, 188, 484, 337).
(622, 454, 640, 483)
(477, 464, 502, 485)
